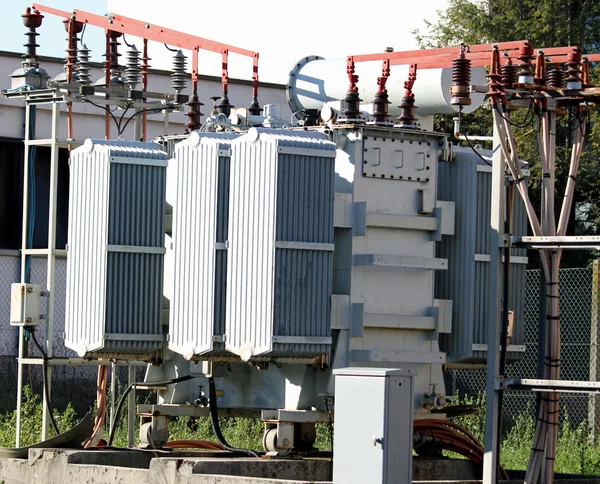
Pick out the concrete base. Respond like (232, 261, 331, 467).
(1, 450, 599, 483)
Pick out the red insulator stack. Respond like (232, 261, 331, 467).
(450, 44, 472, 106)
(566, 49, 583, 89)
(343, 58, 362, 120)
(486, 45, 505, 103)
(581, 57, 590, 88)
(517, 42, 535, 84)
(533, 50, 546, 87)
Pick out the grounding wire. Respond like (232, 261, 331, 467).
(107, 374, 195, 446)
(28, 329, 61, 436)
(207, 377, 259, 457)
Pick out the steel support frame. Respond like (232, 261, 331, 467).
(482, 121, 506, 483)
(12, 90, 174, 447)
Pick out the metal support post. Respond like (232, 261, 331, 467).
(128, 365, 136, 447)
(41, 101, 60, 440)
(482, 122, 506, 483)
(590, 260, 600, 440)
(133, 110, 142, 141)
(16, 102, 32, 448)
(110, 361, 117, 437)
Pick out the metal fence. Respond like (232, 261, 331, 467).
(446, 265, 598, 430)
(0, 253, 102, 415)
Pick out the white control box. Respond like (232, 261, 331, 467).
(10, 283, 42, 327)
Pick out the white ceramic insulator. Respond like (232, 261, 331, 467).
(287, 56, 487, 116)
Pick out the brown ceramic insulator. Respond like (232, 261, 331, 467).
(398, 94, 417, 127)
(343, 89, 362, 119)
(372, 90, 390, 123)
(517, 42, 534, 81)
(451, 57, 472, 105)
(566, 49, 583, 87)
(501, 58, 518, 89)
(248, 94, 262, 116)
(63, 20, 83, 82)
(107, 31, 122, 71)
(185, 92, 204, 132)
(217, 92, 234, 117)
(547, 64, 564, 89)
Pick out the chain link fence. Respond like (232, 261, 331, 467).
(0, 253, 101, 415)
(446, 265, 598, 430)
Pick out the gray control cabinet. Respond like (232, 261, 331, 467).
(333, 368, 413, 484)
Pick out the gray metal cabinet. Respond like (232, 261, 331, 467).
(333, 368, 413, 484)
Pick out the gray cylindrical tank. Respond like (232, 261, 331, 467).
(287, 56, 486, 117)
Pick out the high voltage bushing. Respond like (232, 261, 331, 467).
(566, 49, 583, 90)
(76, 44, 92, 85)
(517, 42, 535, 84)
(186, 91, 204, 132)
(217, 92, 234, 117)
(450, 45, 472, 106)
(397, 94, 418, 128)
(343, 89, 362, 120)
(372, 90, 391, 124)
(171, 50, 187, 93)
(248, 95, 262, 116)
(125, 46, 141, 89)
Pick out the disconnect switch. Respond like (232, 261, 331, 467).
(10, 283, 42, 327)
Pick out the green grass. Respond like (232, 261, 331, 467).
(6, 386, 600, 476)
(0, 386, 333, 451)
(446, 392, 600, 475)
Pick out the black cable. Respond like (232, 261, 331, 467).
(457, 110, 492, 166)
(122, 34, 135, 48)
(462, 131, 493, 166)
(84, 99, 121, 131)
(107, 374, 195, 446)
(29, 329, 61, 436)
(80, 23, 87, 45)
(164, 43, 178, 52)
(207, 377, 259, 457)
(118, 108, 164, 137)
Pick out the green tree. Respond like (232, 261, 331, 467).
(416, 0, 600, 266)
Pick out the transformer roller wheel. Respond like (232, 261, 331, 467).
(262, 428, 291, 455)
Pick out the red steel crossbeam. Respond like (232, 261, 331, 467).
(349, 42, 600, 70)
(32, 4, 259, 95)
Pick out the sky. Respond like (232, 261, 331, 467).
(1, 0, 449, 84)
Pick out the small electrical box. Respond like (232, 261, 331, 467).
(10, 283, 42, 327)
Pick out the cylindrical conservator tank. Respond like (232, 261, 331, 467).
(287, 56, 487, 117)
